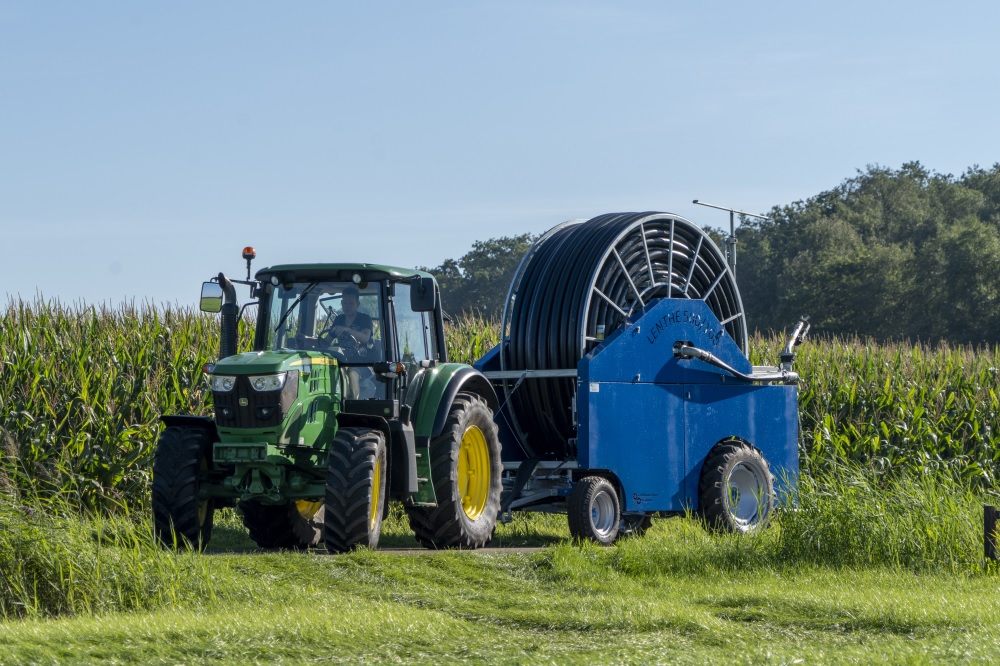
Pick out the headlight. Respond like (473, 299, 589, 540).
(248, 372, 287, 392)
(211, 375, 236, 392)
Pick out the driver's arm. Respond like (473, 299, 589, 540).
(355, 327, 372, 344)
(335, 315, 373, 344)
(335, 325, 371, 344)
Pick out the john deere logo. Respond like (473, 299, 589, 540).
(239, 398, 249, 406)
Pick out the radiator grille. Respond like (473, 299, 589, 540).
(213, 371, 299, 428)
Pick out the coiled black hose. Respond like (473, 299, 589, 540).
(500, 212, 746, 459)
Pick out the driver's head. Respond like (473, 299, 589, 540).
(342, 286, 360, 311)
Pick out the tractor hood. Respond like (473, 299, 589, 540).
(213, 350, 336, 375)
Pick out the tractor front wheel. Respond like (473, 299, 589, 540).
(151, 426, 215, 550)
(698, 439, 775, 533)
(240, 499, 324, 549)
(324, 427, 386, 553)
(406, 393, 502, 549)
(567, 476, 620, 545)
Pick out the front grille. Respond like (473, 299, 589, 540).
(214, 371, 298, 428)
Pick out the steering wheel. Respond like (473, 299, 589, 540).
(316, 326, 353, 359)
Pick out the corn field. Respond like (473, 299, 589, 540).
(749, 333, 1000, 486)
(0, 300, 248, 512)
(1, 298, 999, 513)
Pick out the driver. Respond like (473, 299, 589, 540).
(330, 286, 373, 397)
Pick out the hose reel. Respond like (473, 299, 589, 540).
(500, 212, 746, 459)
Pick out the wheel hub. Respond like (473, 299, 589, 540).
(727, 461, 764, 527)
(591, 491, 616, 538)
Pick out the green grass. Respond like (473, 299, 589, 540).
(1, 532, 999, 664)
(0, 497, 217, 620)
(3, 464, 1000, 662)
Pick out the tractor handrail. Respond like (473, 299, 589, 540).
(481, 369, 578, 380)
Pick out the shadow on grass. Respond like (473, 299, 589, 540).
(204, 505, 571, 553)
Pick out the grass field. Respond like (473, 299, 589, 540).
(2, 511, 999, 664)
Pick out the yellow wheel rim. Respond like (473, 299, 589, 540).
(458, 425, 490, 520)
(295, 500, 322, 521)
(369, 457, 382, 530)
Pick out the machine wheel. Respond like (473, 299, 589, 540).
(619, 513, 653, 539)
(240, 499, 324, 549)
(324, 427, 386, 553)
(567, 476, 620, 545)
(151, 426, 215, 550)
(405, 393, 502, 549)
(699, 440, 775, 533)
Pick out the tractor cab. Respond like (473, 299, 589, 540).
(251, 265, 447, 404)
(260, 280, 386, 399)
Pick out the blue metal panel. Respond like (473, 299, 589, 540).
(577, 381, 688, 511)
(585, 298, 752, 384)
(577, 381, 798, 512)
(577, 297, 799, 512)
(681, 384, 799, 506)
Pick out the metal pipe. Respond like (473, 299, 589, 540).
(218, 272, 239, 360)
(780, 316, 811, 371)
(692, 199, 771, 278)
(673, 342, 799, 385)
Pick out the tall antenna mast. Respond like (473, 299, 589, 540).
(692, 200, 769, 276)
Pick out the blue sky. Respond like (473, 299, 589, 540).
(2, 2, 998, 307)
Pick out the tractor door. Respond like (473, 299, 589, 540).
(390, 281, 440, 405)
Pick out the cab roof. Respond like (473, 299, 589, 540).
(254, 263, 433, 283)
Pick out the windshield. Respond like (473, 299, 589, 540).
(264, 281, 384, 363)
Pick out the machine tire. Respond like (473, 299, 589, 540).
(240, 500, 324, 549)
(699, 440, 775, 533)
(405, 393, 502, 549)
(324, 427, 386, 553)
(619, 513, 653, 539)
(567, 476, 620, 545)
(151, 426, 215, 550)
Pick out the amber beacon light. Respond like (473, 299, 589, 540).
(242, 246, 256, 280)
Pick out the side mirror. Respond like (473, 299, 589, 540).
(200, 282, 224, 313)
(410, 277, 437, 312)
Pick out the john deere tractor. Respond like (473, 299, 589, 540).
(151, 250, 502, 552)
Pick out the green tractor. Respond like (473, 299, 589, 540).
(151, 250, 502, 552)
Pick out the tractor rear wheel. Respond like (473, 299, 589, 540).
(405, 393, 501, 549)
(324, 427, 386, 553)
(699, 440, 775, 533)
(567, 476, 620, 545)
(151, 426, 215, 550)
(240, 499, 324, 549)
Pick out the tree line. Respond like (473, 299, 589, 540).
(739, 162, 1000, 344)
(423, 162, 1000, 344)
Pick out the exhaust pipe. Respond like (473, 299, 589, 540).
(218, 272, 238, 360)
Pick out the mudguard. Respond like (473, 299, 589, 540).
(407, 364, 498, 506)
(411, 364, 498, 439)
